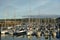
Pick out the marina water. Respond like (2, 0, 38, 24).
(1, 34, 60, 40)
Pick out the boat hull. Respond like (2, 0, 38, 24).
(13, 31, 27, 36)
(56, 31, 60, 39)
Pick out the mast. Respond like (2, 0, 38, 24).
(45, 18, 46, 30)
(32, 17, 33, 28)
(4, 0, 9, 28)
(29, 0, 31, 27)
(38, 8, 40, 28)
(48, 18, 49, 24)
(4, 7, 9, 28)
(14, 8, 16, 28)
(54, 18, 56, 30)
(5, 9, 6, 28)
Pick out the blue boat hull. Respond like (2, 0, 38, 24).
(56, 31, 60, 39)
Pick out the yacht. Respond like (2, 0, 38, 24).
(1, 30, 9, 34)
(13, 28, 27, 36)
(44, 30, 49, 39)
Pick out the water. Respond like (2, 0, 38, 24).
(1, 35, 60, 40)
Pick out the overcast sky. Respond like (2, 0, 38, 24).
(0, 0, 60, 19)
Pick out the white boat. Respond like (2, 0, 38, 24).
(18, 29, 26, 33)
(8, 30, 14, 35)
(37, 31, 41, 37)
(1, 30, 8, 34)
(13, 29, 27, 36)
(27, 30, 33, 36)
(7, 27, 13, 29)
(44, 30, 49, 39)
(52, 31, 56, 38)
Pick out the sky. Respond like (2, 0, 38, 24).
(0, 0, 60, 19)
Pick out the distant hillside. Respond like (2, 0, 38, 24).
(23, 15, 60, 18)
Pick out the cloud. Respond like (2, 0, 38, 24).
(0, 0, 60, 18)
(31, 0, 60, 15)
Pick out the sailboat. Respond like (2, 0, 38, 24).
(13, 9, 27, 36)
(36, 18, 41, 38)
(1, 9, 9, 35)
(44, 18, 49, 39)
(27, 1, 33, 36)
(27, 18, 33, 36)
(52, 18, 56, 38)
